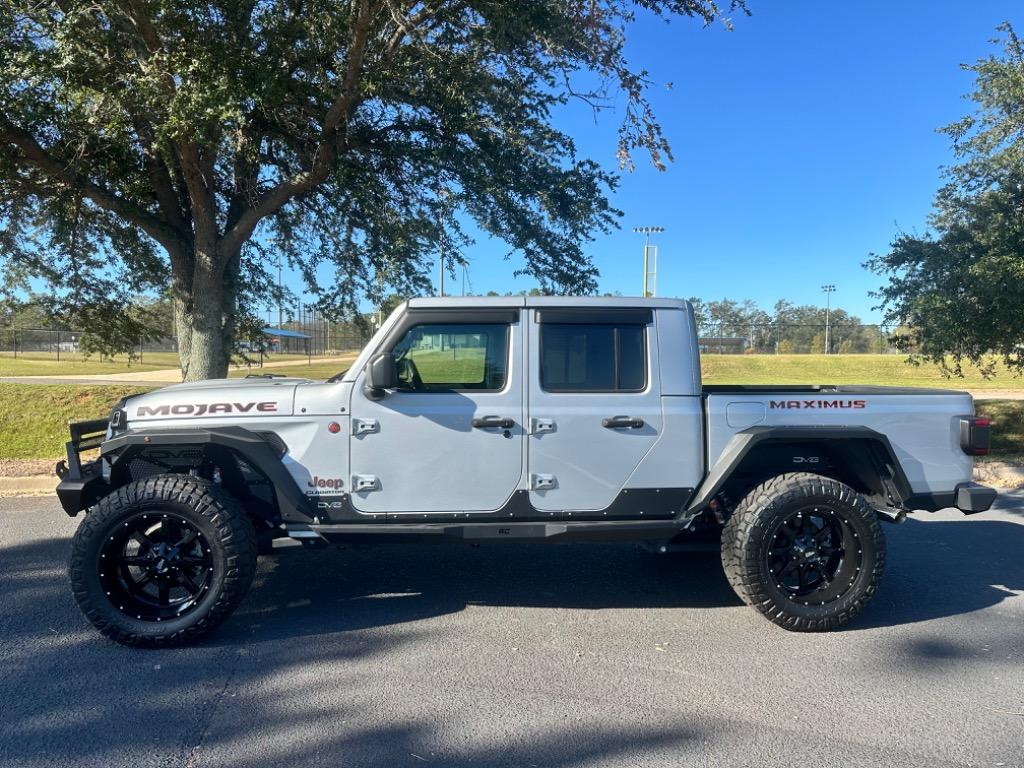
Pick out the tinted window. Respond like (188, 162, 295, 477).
(392, 323, 509, 391)
(540, 323, 647, 392)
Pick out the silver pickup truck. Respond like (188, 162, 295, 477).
(57, 297, 996, 645)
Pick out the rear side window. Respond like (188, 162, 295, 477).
(391, 323, 509, 391)
(540, 323, 647, 392)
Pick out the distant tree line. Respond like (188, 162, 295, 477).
(688, 297, 896, 354)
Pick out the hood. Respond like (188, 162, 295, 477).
(125, 376, 310, 423)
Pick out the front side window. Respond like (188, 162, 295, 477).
(540, 323, 647, 392)
(391, 323, 510, 391)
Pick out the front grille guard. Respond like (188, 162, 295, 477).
(55, 418, 108, 480)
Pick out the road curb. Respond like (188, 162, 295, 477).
(0, 476, 57, 497)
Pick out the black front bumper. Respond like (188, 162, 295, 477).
(55, 418, 111, 516)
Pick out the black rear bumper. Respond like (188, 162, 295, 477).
(954, 482, 998, 514)
(55, 418, 110, 516)
(904, 482, 998, 515)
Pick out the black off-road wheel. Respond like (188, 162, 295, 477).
(68, 474, 257, 647)
(721, 472, 885, 632)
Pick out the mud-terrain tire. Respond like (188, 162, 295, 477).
(68, 474, 257, 647)
(721, 472, 885, 632)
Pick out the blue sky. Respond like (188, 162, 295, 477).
(295, 1, 1020, 322)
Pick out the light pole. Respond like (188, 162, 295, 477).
(633, 226, 664, 297)
(437, 187, 449, 297)
(821, 284, 836, 354)
(276, 256, 283, 330)
(438, 239, 444, 297)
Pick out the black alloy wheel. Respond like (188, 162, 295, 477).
(98, 512, 214, 622)
(766, 505, 862, 606)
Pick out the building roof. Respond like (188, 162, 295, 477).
(262, 327, 310, 339)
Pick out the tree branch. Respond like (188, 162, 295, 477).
(0, 113, 186, 255)
(221, 0, 378, 254)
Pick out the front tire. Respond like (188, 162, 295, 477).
(68, 474, 257, 647)
(721, 473, 885, 632)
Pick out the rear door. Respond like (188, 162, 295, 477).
(348, 310, 524, 516)
(526, 308, 662, 514)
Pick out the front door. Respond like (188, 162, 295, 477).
(527, 309, 662, 514)
(348, 314, 524, 516)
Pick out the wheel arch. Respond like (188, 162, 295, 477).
(687, 426, 912, 515)
(101, 426, 314, 523)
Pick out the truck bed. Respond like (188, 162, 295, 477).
(702, 386, 976, 498)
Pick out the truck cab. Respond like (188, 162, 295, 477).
(300, 296, 703, 522)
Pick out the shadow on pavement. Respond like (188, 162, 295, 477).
(856, 516, 1024, 629)
(224, 542, 741, 644)
(1, 512, 1022, 766)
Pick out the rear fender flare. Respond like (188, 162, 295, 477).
(686, 426, 913, 515)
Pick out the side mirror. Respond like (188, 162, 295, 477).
(365, 353, 397, 396)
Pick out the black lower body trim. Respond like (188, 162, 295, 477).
(308, 487, 695, 524)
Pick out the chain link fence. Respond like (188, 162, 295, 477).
(0, 324, 371, 366)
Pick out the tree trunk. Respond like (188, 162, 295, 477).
(173, 252, 232, 381)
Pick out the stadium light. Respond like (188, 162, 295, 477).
(633, 226, 665, 297)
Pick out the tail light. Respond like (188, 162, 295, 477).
(960, 416, 991, 456)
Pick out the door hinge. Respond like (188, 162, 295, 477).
(352, 418, 379, 436)
(531, 418, 555, 434)
(351, 474, 380, 493)
(531, 473, 557, 490)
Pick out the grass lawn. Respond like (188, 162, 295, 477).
(701, 354, 1024, 390)
(0, 384, 155, 460)
(0, 351, 181, 376)
(229, 358, 354, 380)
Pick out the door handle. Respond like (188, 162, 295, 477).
(472, 415, 515, 429)
(602, 415, 644, 429)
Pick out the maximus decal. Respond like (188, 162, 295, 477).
(136, 401, 278, 417)
(769, 400, 867, 410)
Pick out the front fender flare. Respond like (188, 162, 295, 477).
(102, 426, 314, 522)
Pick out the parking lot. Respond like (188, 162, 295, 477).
(1, 496, 1022, 768)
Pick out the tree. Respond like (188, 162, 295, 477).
(687, 296, 709, 334)
(868, 23, 1024, 376)
(0, 0, 747, 380)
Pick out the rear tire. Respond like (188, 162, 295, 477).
(68, 474, 257, 647)
(721, 472, 885, 631)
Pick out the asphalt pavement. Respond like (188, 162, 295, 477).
(1, 495, 1022, 768)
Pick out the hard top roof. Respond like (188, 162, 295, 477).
(405, 295, 689, 310)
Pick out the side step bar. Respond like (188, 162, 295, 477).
(286, 519, 685, 544)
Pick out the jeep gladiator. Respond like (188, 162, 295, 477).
(56, 297, 997, 645)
